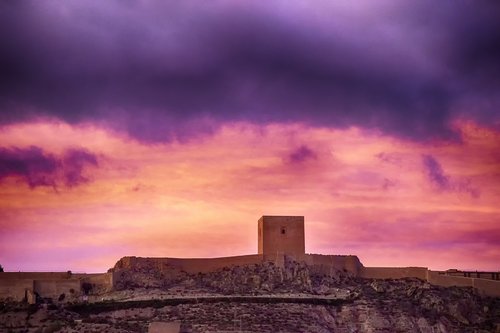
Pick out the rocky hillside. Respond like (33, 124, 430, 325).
(1, 258, 499, 332)
(111, 256, 355, 295)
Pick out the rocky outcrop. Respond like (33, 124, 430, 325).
(112, 256, 355, 294)
(192, 258, 355, 295)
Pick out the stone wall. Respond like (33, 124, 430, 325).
(473, 278, 500, 297)
(360, 267, 428, 280)
(0, 272, 114, 302)
(0, 279, 33, 302)
(167, 255, 265, 273)
(426, 271, 500, 297)
(303, 254, 363, 276)
(77, 272, 114, 292)
(114, 255, 265, 274)
(113, 254, 363, 277)
(426, 271, 474, 288)
(34, 279, 81, 299)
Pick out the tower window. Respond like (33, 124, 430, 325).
(281, 227, 286, 235)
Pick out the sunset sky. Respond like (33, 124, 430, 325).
(0, 1, 499, 273)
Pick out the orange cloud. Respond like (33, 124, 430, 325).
(0, 120, 499, 272)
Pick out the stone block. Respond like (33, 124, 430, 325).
(149, 321, 181, 333)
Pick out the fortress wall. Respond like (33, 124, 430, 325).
(34, 279, 81, 298)
(344, 256, 363, 276)
(0, 272, 70, 280)
(115, 254, 266, 274)
(303, 254, 343, 267)
(0, 273, 114, 301)
(426, 271, 474, 288)
(472, 278, 500, 297)
(303, 254, 363, 275)
(0, 279, 33, 302)
(78, 273, 114, 292)
(302, 254, 343, 275)
(360, 267, 428, 280)
(166, 254, 264, 273)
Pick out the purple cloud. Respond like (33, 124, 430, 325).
(287, 145, 317, 164)
(0, 146, 99, 189)
(0, 146, 59, 188)
(0, 1, 499, 142)
(422, 154, 479, 198)
(422, 155, 450, 189)
(62, 149, 98, 187)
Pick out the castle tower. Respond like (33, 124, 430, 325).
(258, 215, 305, 257)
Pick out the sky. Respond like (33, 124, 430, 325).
(0, 0, 499, 273)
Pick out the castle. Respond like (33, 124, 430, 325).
(114, 215, 362, 276)
(1, 215, 499, 302)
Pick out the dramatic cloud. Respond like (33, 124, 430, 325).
(0, 146, 98, 188)
(0, 1, 499, 142)
(0, 146, 59, 188)
(422, 154, 479, 198)
(0, 2, 499, 273)
(0, 122, 498, 271)
(62, 149, 99, 187)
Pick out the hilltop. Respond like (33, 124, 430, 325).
(1, 257, 499, 333)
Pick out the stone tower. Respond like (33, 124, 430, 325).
(258, 215, 305, 257)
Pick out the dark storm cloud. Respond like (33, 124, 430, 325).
(0, 146, 98, 188)
(422, 154, 479, 198)
(0, 1, 499, 142)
